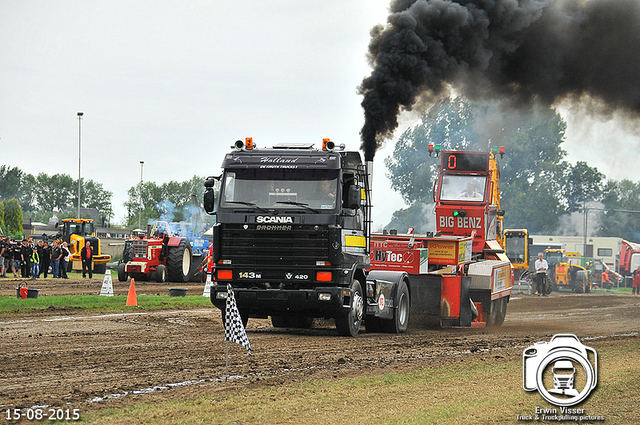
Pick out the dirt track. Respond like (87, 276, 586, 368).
(1, 276, 639, 415)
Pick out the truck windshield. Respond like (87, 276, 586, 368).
(505, 233, 526, 263)
(220, 168, 339, 210)
(439, 175, 486, 202)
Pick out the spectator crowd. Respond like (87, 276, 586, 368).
(0, 236, 72, 279)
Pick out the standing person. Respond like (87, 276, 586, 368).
(30, 247, 40, 278)
(0, 237, 6, 278)
(51, 241, 62, 278)
(535, 252, 549, 296)
(60, 242, 70, 279)
(41, 241, 51, 278)
(633, 266, 640, 295)
(13, 241, 23, 278)
(81, 243, 93, 278)
(21, 239, 31, 278)
(602, 269, 610, 289)
(3, 237, 15, 277)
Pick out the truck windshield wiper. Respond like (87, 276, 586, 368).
(275, 201, 320, 213)
(225, 201, 273, 214)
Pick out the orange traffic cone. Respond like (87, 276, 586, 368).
(126, 278, 138, 306)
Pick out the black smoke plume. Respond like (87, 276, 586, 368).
(359, 0, 640, 161)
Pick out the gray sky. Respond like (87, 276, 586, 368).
(1, 0, 637, 229)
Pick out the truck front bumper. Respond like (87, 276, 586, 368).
(210, 285, 352, 318)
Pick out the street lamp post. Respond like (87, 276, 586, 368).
(77, 112, 83, 218)
(138, 161, 144, 229)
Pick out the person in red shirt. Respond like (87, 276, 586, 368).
(81, 243, 93, 278)
(632, 266, 640, 295)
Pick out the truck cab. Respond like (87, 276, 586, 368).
(203, 139, 371, 336)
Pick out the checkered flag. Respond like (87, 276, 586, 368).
(225, 283, 252, 355)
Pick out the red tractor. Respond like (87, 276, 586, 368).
(118, 222, 192, 283)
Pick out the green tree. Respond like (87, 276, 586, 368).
(561, 162, 605, 212)
(385, 98, 573, 233)
(385, 98, 482, 205)
(597, 180, 640, 241)
(124, 181, 165, 228)
(0, 165, 24, 200)
(4, 198, 23, 238)
(123, 176, 213, 229)
(33, 173, 76, 212)
(82, 179, 114, 222)
(0, 199, 5, 235)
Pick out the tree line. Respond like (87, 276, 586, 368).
(384, 98, 640, 242)
(0, 165, 214, 236)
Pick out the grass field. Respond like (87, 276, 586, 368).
(0, 295, 211, 315)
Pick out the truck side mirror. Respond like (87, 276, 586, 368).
(347, 185, 362, 210)
(204, 188, 216, 214)
(203, 177, 218, 215)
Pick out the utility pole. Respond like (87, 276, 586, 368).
(77, 112, 83, 217)
(138, 161, 144, 229)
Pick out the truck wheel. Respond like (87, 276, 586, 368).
(156, 264, 166, 283)
(167, 239, 192, 282)
(335, 280, 364, 337)
(117, 263, 127, 282)
(383, 280, 410, 333)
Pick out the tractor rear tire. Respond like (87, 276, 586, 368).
(166, 239, 192, 282)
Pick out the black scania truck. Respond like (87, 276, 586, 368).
(203, 138, 371, 336)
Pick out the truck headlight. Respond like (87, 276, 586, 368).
(216, 292, 228, 300)
(318, 293, 332, 301)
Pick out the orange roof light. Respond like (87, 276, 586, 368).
(245, 137, 254, 150)
(322, 138, 334, 151)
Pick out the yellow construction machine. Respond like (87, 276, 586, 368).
(544, 248, 592, 293)
(61, 218, 111, 274)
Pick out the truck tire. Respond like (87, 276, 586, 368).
(117, 263, 127, 282)
(156, 264, 166, 283)
(166, 239, 192, 282)
(335, 280, 364, 337)
(382, 280, 410, 333)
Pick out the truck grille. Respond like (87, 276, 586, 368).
(133, 240, 148, 259)
(220, 224, 328, 267)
